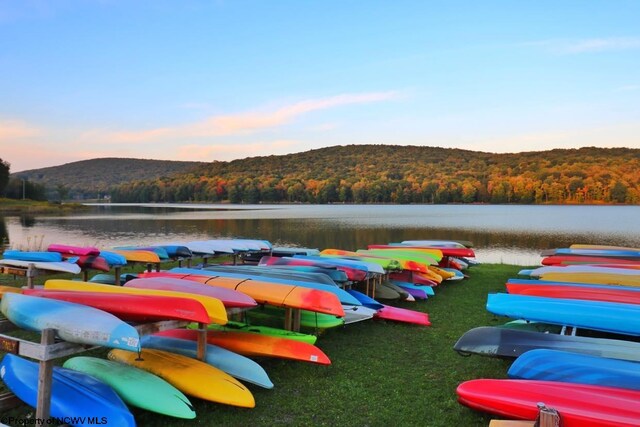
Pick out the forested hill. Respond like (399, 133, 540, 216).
(111, 145, 640, 204)
(13, 158, 205, 199)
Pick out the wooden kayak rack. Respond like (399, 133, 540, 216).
(0, 319, 209, 420)
(0, 261, 211, 419)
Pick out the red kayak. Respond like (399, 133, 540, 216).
(156, 328, 331, 365)
(125, 276, 257, 309)
(48, 244, 100, 256)
(374, 305, 430, 326)
(542, 255, 640, 266)
(506, 282, 640, 304)
(457, 379, 640, 427)
(74, 255, 110, 272)
(22, 289, 211, 324)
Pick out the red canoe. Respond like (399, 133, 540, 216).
(156, 328, 331, 365)
(506, 282, 640, 305)
(22, 289, 211, 324)
(457, 379, 640, 427)
(125, 277, 257, 309)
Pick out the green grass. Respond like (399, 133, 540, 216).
(0, 264, 524, 426)
(0, 198, 87, 214)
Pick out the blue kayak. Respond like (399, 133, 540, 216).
(508, 349, 640, 391)
(0, 354, 135, 427)
(347, 289, 385, 310)
(140, 335, 273, 389)
(389, 279, 435, 296)
(487, 293, 640, 336)
(170, 267, 362, 306)
(2, 250, 62, 262)
(98, 251, 128, 267)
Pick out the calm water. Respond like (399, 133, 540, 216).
(2, 204, 639, 265)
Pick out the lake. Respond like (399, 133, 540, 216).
(2, 203, 639, 265)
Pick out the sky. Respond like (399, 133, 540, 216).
(1, 1, 639, 172)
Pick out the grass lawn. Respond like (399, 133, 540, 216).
(0, 263, 525, 426)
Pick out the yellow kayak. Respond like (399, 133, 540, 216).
(108, 348, 255, 408)
(109, 249, 161, 263)
(428, 266, 455, 280)
(44, 279, 227, 325)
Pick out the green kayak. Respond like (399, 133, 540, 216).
(188, 320, 318, 344)
(244, 306, 345, 331)
(63, 356, 196, 419)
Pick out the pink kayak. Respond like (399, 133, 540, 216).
(126, 276, 257, 309)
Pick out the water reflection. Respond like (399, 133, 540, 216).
(2, 204, 639, 265)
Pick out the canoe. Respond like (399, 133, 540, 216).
(63, 356, 196, 419)
(400, 240, 470, 248)
(124, 276, 258, 309)
(245, 305, 345, 329)
(529, 272, 640, 287)
(486, 293, 640, 336)
(196, 320, 318, 344)
(109, 249, 161, 263)
(108, 348, 255, 408)
(155, 245, 193, 258)
(0, 353, 135, 427)
(389, 270, 439, 286)
(3, 250, 62, 262)
(553, 247, 640, 259)
(169, 268, 360, 316)
(139, 271, 345, 317)
(43, 279, 227, 325)
(258, 265, 349, 285)
(508, 349, 640, 391)
(453, 326, 640, 362)
(271, 247, 321, 256)
(169, 267, 360, 307)
(259, 256, 368, 282)
(570, 244, 640, 251)
(23, 289, 211, 324)
(203, 264, 343, 286)
(156, 328, 332, 365)
(388, 281, 428, 299)
(505, 281, 640, 305)
(1, 293, 140, 351)
(140, 335, 273, 389)
(47, 244, 100, 256)
(457, 379, 640, 427)
(294, 255, 385, 275)
(0, 258, 81, 274)
(369, 244, 475, 259)
(525, 265, 640, 276)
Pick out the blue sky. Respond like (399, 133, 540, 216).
(1, 1, 639, 172)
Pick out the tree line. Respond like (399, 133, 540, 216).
(110, 145, 640, 204)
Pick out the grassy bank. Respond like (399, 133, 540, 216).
(0, 263, 523, 426)
(0, 198, 88, 215)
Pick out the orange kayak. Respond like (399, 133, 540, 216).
(156, 328, 331, 365)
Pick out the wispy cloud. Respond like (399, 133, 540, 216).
(0, 120, 41, 140)
(106, 91, 400, 143)
(527, 37, 640, 54)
